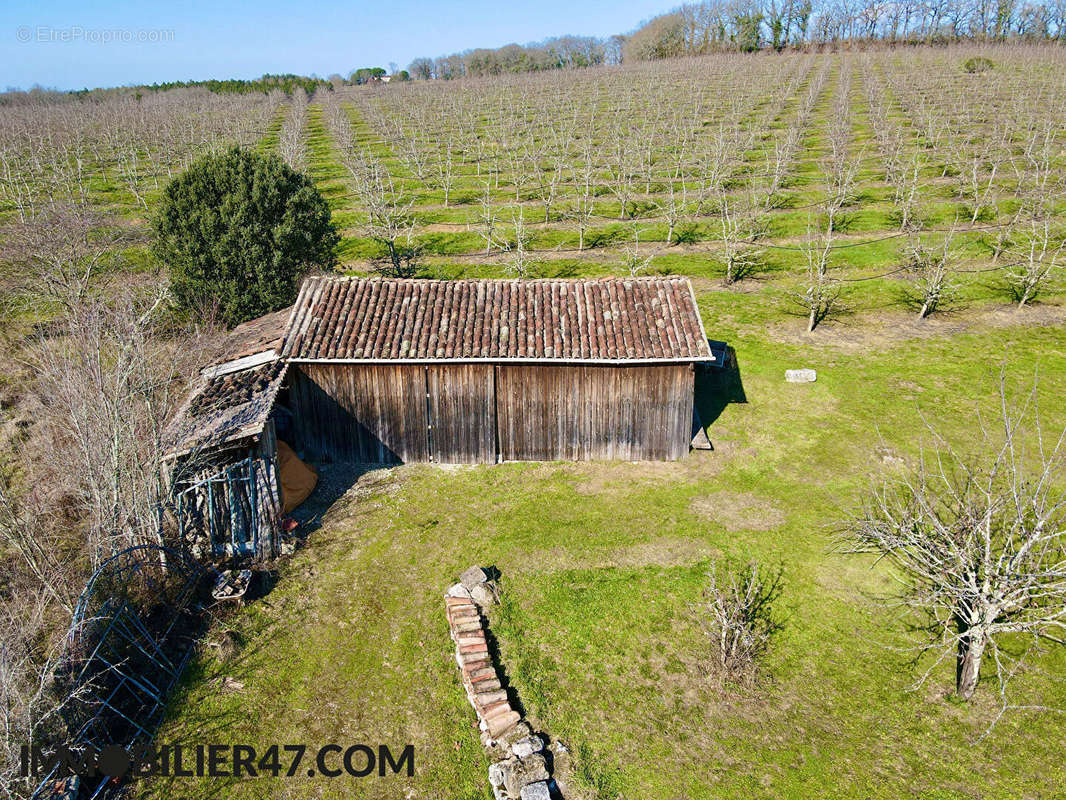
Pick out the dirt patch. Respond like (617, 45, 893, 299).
(688, 274, 767, 294)
(570, 459, 679, 495)
(689, 491, 786, 531)
(764, 302, 1066, 353)
(294, 462, 408, 531)
(567, 445, 754, 497)
(513, 536, 722, 574)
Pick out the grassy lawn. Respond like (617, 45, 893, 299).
(141, 299, 1066, 800)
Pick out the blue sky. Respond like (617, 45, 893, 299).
(1, 0, 668, 90)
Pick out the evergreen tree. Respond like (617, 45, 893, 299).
(154, 147, 338, 327)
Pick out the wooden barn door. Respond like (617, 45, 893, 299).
(426, 365, 496, 464)
(495, 364, 693, 461)
(292, 364, 429, 463)
(495, 365, 583, 461)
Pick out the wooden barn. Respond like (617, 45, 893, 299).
(279, 276, 714, 463)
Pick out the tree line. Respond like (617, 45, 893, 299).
(408, 0, 1066, 79)
(407, 35, 615, 80)
(142, 73, 331, 96)
(0, 71, 407, 106)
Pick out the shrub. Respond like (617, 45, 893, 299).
(700, 561, 783, 683)
(963, 56, 994, 74)
(154, 147, 338, 327)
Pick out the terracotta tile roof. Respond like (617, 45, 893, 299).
(215, 306, 291, 365)
(281, 277, 712, 363)
(163, 361, 287, 457)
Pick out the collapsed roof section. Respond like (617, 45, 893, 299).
(163, 360, 287, 458)
(162, 309, 292, 459)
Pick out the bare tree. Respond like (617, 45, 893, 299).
(394, 129, 431, 189)
(27, 287, 207, 568)
(434, 141, 456, 208)
(0, 582, 82, 800)
(692, 123, 739, 218)
(605, 125, 639, 220)
(278, 90, 309, 172)
(620, 223, 657, 277)
(475, 181, 502, 254)
(0, 478, 78, 612)
(699, 561, 783, 684)
(715, 189, 765, 284)
(532, 147, 567, 225)
(503, 207, 535, 278)
(0, 203, 127, 316)
(1001, 214, 1064, 309)
(565, 144, 598, 251)
(345, 151, 421, 277)
(793, 219, 843, 332)
(842, 379, 1066, 718)
(893, 152, 924, 233)
(763, 124, 800, 209)
(0, 286, 216, 797)
(656, 177, 691, 246)
(823, 147, 860, 233)
(905, 228, 958, 318)
(0, 276, 218, 796)
(956, 126, 1007, 225)
(505, 137, 536, 203)
(118, 141, 150, 212)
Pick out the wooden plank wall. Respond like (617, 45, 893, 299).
(291, 363, 693, 463)
(495, 364, 693, 462)
(427, 365, 496, 464)
(290, 364, 428, 463)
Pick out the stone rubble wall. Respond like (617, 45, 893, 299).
(445, 566, 567, 800)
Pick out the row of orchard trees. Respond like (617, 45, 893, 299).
(339, 46, 1064, 321)
(0, 87, 281, 222)
(360, 47, 1065, 224)
(355, 53, 796, 215)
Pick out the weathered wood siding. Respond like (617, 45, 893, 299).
(496, 365, 693, 461)
(291, 362, 694, 463)
(427, 365, 496, 464)
(291, 364, 428, 463)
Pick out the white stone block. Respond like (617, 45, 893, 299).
(511, 736, 544, 758)
(785, 369, 817, 383)
(520, 781, 552, 800)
